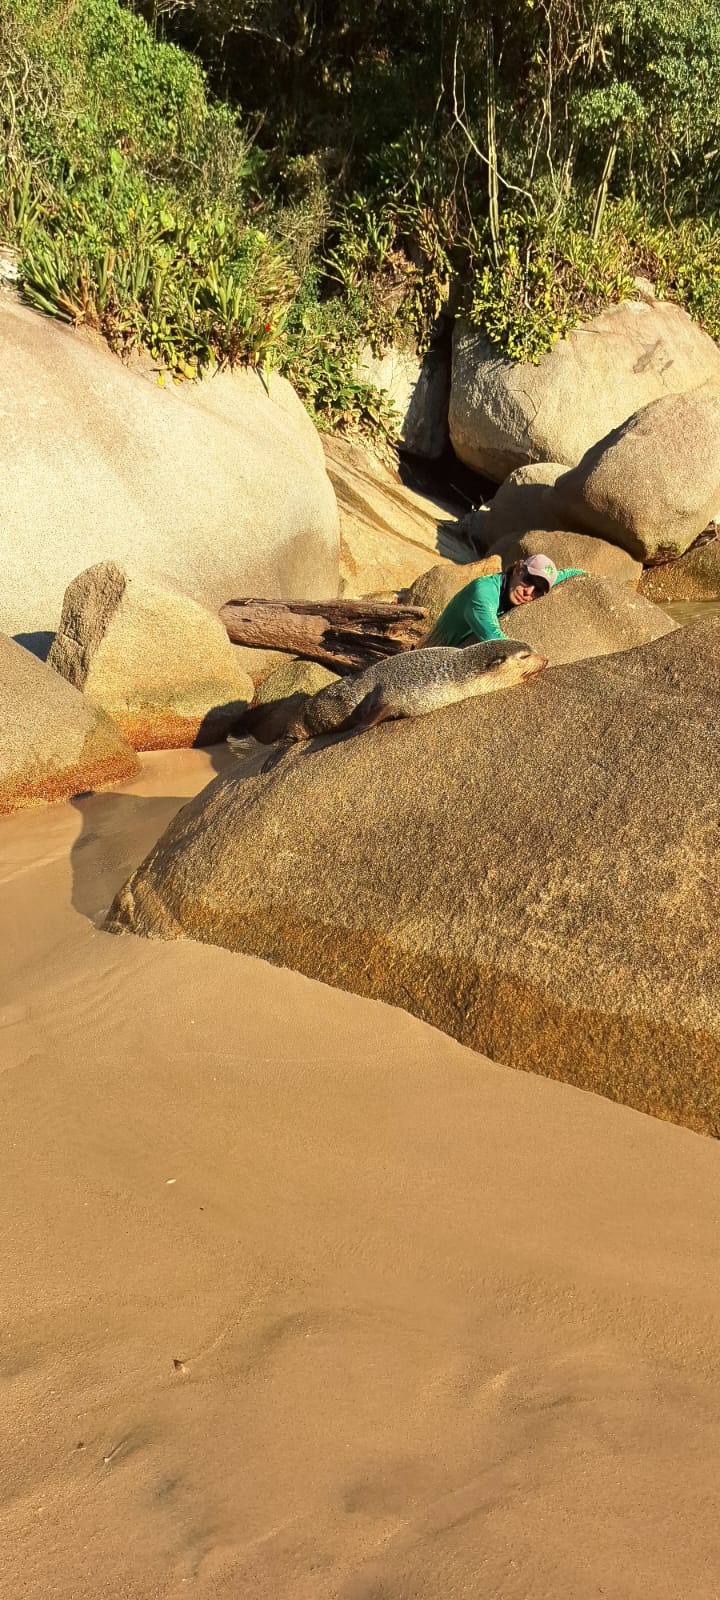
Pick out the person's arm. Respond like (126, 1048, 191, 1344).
(555, 567, 586, 584)
(461, 576, 506, 641)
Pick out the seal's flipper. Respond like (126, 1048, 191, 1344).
(261, 738, 294, 774)
(227, 732, 261, 756)
(345, 682, 393, 733)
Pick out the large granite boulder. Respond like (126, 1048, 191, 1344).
(355, 338, 450, 459)
(501, 575, 673, 664)
(48, 562, 254, 749)
(491, 530, 641, 586)
(0, 633, 138, 812)
(0, 297, 339, 643)
(107, 620, 720, 1134)
(553, 391, 720, 562)
(638, 538, 720, 602)
(404, 556, 502, 626)
(229, 647, 288, 687)
(450, 299, 720, 482)
(323, 436, 468, 597)
(482, 463, 576, 550)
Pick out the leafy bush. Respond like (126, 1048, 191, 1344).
(4, 0, 720, 444)
(465, 205, 636, 363)
(20, 190, 296, 375)
(465, 200, 720, 364)
(282, 270, 400, 444)
(0, 0, 397, 439)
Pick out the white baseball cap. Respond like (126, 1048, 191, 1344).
(523, 555, 558, 591)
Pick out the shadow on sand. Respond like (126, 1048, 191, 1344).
(68, 724, 368, 928)
(68, 740, 239, 926)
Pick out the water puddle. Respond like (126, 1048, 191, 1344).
(661, 599, 720, 627)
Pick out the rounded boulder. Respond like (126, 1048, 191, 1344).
(1, 298, 339, 643)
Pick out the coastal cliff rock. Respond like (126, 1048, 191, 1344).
(106, 619, 720, 1135)
(48, 562, 254, 749)
(450, 299, 720, 482)
(1, 633, 138, 812)
(0, 297, 339, 644)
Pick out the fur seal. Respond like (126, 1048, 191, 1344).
(281, 638, 547, 742)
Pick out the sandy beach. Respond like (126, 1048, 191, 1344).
(2, 747, 720, 1599)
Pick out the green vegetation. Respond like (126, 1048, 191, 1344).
(2, 0, 720, 442)
(0, 0, 396, 436)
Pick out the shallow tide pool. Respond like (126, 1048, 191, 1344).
(661, 598, 720, 626)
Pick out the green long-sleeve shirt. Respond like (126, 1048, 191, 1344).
(427, 568, 586, 646)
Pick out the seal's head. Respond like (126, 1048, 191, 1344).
(466, 637, 547, 688)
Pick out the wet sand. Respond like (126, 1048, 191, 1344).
(2, 747, 720, 1598)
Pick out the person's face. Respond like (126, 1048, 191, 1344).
(508, 566, 547, 607)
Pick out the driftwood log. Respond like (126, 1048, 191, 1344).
(219, 597, 429, 671)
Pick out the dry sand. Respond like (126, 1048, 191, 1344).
(1, 746, 720, 1599)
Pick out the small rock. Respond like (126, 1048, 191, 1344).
(48, 562, 253, 749)
(404, 558, 502, 628)
(242, 657, 341, 744)
(1, 633, 138, 813)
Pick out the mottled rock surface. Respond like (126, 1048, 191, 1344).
(107, 620, 720, 1135)
(48, 562, 254, 750)
(1, 633, 138, 812)
(450, 300, 720, 482)
(639, 538, 720, 602)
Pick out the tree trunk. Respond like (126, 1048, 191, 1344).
(219, 597, 429, 671)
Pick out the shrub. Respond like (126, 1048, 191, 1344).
(464, 200, 720, 364)
(0, 0, 394, 441)
(5, 0, 720, 444)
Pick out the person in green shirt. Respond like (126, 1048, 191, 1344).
(422, 554, 585, 646)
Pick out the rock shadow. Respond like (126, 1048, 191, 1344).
(68, 741, 238, 925)
(436, 519, 483, 564)
(13, 630, 55, 661)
